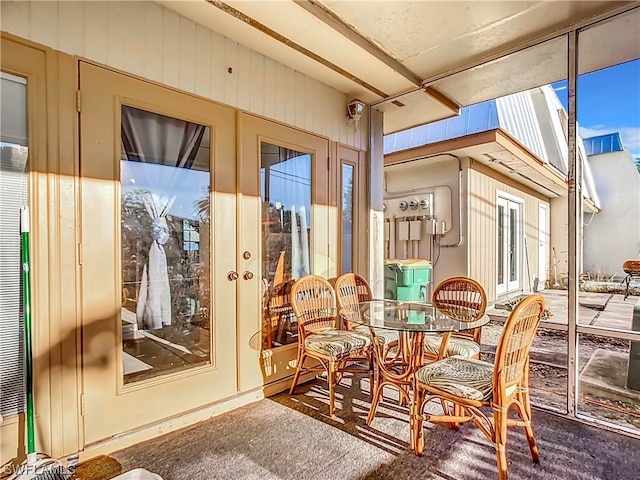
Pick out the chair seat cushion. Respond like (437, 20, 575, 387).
(304, 330, 371, 359)
(353, 325, 399, 346)
(423, 334, 481, 358)
(415, 356, 494, 401)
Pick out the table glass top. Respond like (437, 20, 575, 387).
(344, 299, 489, 333)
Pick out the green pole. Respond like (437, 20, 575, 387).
(21, 206, 35, 458)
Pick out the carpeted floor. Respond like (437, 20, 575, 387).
(76, 375, 640, 480)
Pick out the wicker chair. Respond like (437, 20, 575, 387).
(424, 276, 487, 361)
(412, 293, 546, 480)
(289, 274, 373, 418)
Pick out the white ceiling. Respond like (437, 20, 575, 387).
(159, 1, 640, 134)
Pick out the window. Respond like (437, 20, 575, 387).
(120, 105, 212, 384)
(341, 163, 355, 273)
(183, 219, 200, 253)
(496, 194, 522, 295)
(0, 72, 28, 416)
(260, 141, 312, 348)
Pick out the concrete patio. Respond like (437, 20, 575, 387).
(487, 289, 639, 330)
(72, 288, 640, 479)
(75, 375, 640, 480)
(486, 289, 640, 430)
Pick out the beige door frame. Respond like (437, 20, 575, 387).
(237, 113, 331, 392)
(79, 62, 238, 444)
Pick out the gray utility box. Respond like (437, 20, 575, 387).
(627, 298, 640, 391)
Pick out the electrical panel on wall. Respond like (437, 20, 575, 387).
(383, 187, 452, 234)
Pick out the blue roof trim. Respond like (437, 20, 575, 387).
(583, 133, 624, 155)
(384, 100, 499, 154)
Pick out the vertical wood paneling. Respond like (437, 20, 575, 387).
(124, 2, 145, 77)
(209, 31, 225, 104)
(263, 57, 276, 119)
(284, 67, 296, 126)
(331, 88, 343, 143)
(194, 25, 211, 99)
(248, 50, 263, 115)
(223, 36, 238, 108)
(83, 2, 107, 65)
(295, 71, 305, 128)
(106, 3, 129, 73)
(4, 0, 364, 150)
(143, 2, 163, 81)
(29, 1, 57, 49)
(57, 1, 83, 55)
(161, 7, 180, 89)
(1, 2, 31, 39)
(179, 16, 196, 94)
(304, 76, 315, 133)
(274, 62, 286, 122)
(236, 44, 251, 112)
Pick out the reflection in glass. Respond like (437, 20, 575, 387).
(342, 163, 354, 273)
(260, 142, 312, 348)
(120, 105, 211, 383)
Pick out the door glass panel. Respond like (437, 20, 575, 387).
(120, 105, 211, 384)
(509, 206, 518, 282)
(341, 163, 354, 273)
(0, 72, 28, 417)
(261, 142, 311, 348)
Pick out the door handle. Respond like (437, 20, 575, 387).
(227, 271, 239, 281)
(243, 271, 254, 280)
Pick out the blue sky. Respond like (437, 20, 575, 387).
(552, 58, 640, 161)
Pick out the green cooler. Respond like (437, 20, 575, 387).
(384, 259, 432, 302)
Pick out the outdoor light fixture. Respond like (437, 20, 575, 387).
(346, 98, 365, 131)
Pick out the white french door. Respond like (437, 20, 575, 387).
(497, 194, 523, 295)
(538, 203, 549, 289)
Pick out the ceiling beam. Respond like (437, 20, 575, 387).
(206, 0, 389, 99)
(423, 87, 461, 115)
(296, 1, 460, 114)
(295, 0, 423, 86)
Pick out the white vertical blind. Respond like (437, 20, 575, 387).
(0, 72, 28, 417)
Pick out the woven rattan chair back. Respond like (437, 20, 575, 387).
(432, 276, 487, 322)
(493, 293, 546, 393)
(290, 274, 337, 336)
(289, 274, 373, 418)
(334, 273, 373, 310)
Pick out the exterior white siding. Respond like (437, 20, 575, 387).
(468, 161, 547, 303)
(584, 150, 640, 277)
(0, 0, 366, 149)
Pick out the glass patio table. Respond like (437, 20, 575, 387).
(342, 299, 489, 450)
